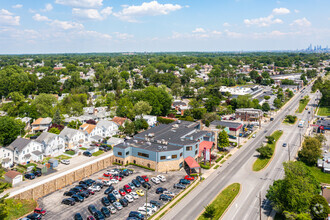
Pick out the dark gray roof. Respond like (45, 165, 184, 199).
(115, 139, 182, 152)
(36, 132, 57, 144)
(210, 120, 242, 129)
(32, 150, 43, 156)
(172, 101, 187, 107)
(7, 138, 32, 152)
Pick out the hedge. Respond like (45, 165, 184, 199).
(157, 117, 175, 124)
(216, 155, 224, 163)
(125, 163, 155, 171)
(112, 162, 123, 166)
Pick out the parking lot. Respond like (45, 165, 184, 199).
(38, 165, 187, 219)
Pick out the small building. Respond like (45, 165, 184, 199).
(36, 132, 65, 157)
(235, 108, 263, 125)
(107, 137, 124, 146)
(210, 120, 243, 136)
(4, 170, 23, 186)
(112, 116, 130, 127)
(59, 127, 85, 149)
(96, 120, 119, 137)
(79, 123, 103, 142)
(31, 117, 52, 133)
(135, 115, 157, 127)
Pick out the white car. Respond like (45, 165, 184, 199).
(88, 185, 101, 192)
(143, 203, 158, 212)
(60, 159, 70, 165)
(124, 194, 134, 203)
(102, 180, 112, 186)
(130, 192, 139, 199)
(163, 191, 175, 197)
(151, 177, 160, 184)
(108, 170, 119, 175)
(110, 179, 118, 184)
(113, 190, 121, 199)
(157, 175, 166, 182)
(138, 207, 154, 215)
(108, 205, 117, 214)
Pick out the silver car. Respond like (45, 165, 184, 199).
(128, 182, 136, 190)
(113, 190, 121, 199)
(124, 194, 134, 203)
(113, 201, 123, 210)
(129, 192, 139, 199)
(108, 205, 117, 214)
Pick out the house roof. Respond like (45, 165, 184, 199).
(97, 120, 117, 129)
(210, 120, 243, 130)
(115, 139, 182, 152)
(32, 117, 52, 125)
(107, 137, 124, 146)
(36, 132, 57, 144)
(80, 123, 96, 134)
(5, 170, 22, 179)
(32, 150, 43, 156)
(59, 127, 82, 139)
(7, 138, 32, 152)
(112, 116, 129, 126)
(184, 156, 200, 169)
(198, 141, 214, 157)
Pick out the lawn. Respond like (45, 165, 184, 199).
(253, 130, 283, 171)
(92, 150, 104, 157)
(64, 150, 75, 156)
(198, 183, 240, 220)
(308, 166, 330, 184)
(296, 97, 310, 113)
(4, 199, 37, 220)
(80, 147, 87, 150)
(317, 106, 330, 116)
(283, 117, 297, 125)
(55, 155, 72, 160)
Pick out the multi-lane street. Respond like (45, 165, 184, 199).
(161, 83, 316, 220)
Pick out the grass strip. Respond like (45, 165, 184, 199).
(4, 199, 37, 220)
(296, 97, 310, 113)
(92, 150, 104, 157)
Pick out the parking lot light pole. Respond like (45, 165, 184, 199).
(145, 176, 148, 219)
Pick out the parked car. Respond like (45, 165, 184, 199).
(93, 210, 105, 220)
(141, 176, 149, 182)
(78, 191, 89, 198)
(88, 205, 98, 215)
(110, 179, 119, 184)
(34, 208, 46, 216)
(113, 175, 122, 181)
(60, 159, 70, 165)
(103, 172, 112, 177)
(124, 194, 134, 202)
(157, 175, 166, 182)
(63, 191, 77, 196)
(113, 190, 121, 199)
(184, 175, 194, 181)
(130, 192, 139, 199)
(143, 203, 158, 212)
(104, 186, 114, 194)
(163, 191, 175, 197)
(124, 184, 132, 193)
(136, 176, 145, 184)
(119, 188, 126, 196)
(107, 193, 117, 203)
(173, 183, 186, 189)
(72, 194, 84, 202)
(113, 201, 123, 210)
(33, 170, 42, 177)
(179, 179, 190, 185)
(101, 197, 111, 206)
(89, 185, 101, 192)
(87, 189, 95, 195)
(83, 151, 92, 157)
(119, 198, 128, 207)
(150, 200, 161, 208)
(128, 182, 136, 190)
(108, 205, 117, 214)
(95, 182, 104, 189)
(137, 208, 153, 216)
(87, 216, 96, 220)
(129, 211, 145, 220)
(159, 194, 172, 201)
(24, 173, 35, 180)
(62, 198, 75, 206)
(26, 213, 42, 220)
(136, 189, 144, 196)
(71, 187, 83, 193)
(142, 182, 151, 189)
(156, 187, 167, 194)
(151, 177, 160, 184)
(78, 184, 88, 190)
(74, 213, 83, 220)
(132, 179, 141, 187)
(100, 206, 111, 218)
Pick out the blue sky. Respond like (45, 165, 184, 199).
(0, 0, 329, 54)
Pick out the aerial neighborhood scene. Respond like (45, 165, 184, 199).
(0, 0, 330, 220)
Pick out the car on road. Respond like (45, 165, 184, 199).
(104, 186, 114, 195)
(129, 211, 145, 220)
(283, 143, 287, 147)
(157, 175, 166, 182)
(119, 188, 126, 196)
(101, 197, 111, 206)
(26, 213, 42, 220)
(88, 205, 98, 215)
(128, 182, 136, 190)
(100, 206, 111, 218)
(61, 198, 75, 206)
(130, 192, 139, 199)
(136, 189, 144, 196)
(252, 133, 256, 138)
(107, 193, 117, 203)
(156, 187, 167, 194)
(72, 194, 84, 202)
(63, 191, 76, 196)
(151, 177, 160, 184)
(142, 182, 151, 189)
(159, 194, 172, 201)
(60, 159, 70, 165)
(34, 208, 46, 216)
(150, 200, 161, 208)
(179, 179, 190, 185)
(124, 184, 132, 193)
(132, 179, 141, 187)
(184, 175, 194, 181)
(124, 194, 134, 202)
(113, 190, 121, 199)
(24, 173, 35, 180)
(113, 201, 123, 210)
(74, 213, 83, 220)
(108, 205, 116, 214)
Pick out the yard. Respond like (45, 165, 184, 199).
(296, 97, 310, 113)
(253, 130, 283, 171)
(317, 106, 330, 116)
(197, 183, 240, 220)
(308, 166, 330, 184)
(92, 150, 104, 157)
(55, 155, 72, 160)
(4, 199, 37, 220)
(64, 150, 75, 156)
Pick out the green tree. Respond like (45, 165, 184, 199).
(52, 109, 62, 124)
(262, 102, 270, 112)
(32, 93, 57, 117)
(310, 194, 330, 219)
(67, 120, 82, 130)
(133, 101, 152, 117)
(264, 96, 270, 100)
(134, 119, 149, 131)
(122, 121, 135, 136)
(116, 97, 135, 119)
(0, 117, 25, 146)
(120, 71, 130, 81)
(205, 96, 220, 112)
(256, 145, 273, 158)
(218, 130, 230, 149)
(48, 127, 60, 134)
(298, 137, 322, 166)
(0, 165, 9, 219)
(203, 204, 216, 219)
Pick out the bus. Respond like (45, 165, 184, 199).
(298, 120, 305, 128)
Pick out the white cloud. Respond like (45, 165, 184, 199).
(223, 22, 231, 27)
(224, 29, 243, 38)
(212, 30, 222, 35)
(294, 9, 299, 13)
(50, 20, 84, 30)
(114, 32, 134, 40)
(192, 28, 206, 33)
(114, 1, 183, 22)
(41, 3, 53, 12)
(0, 9, 20, 26)
(55, 0, 103, 8)
(244, 15, 283, 27)
(79, 30, 111, 39)
(101, 7, 112, 16)
(72, 7, 112, 20)
(290, 17, 311, 27)
(272, 7, 290, 15)
(33, 13, 51, 22)
(12, 4, 23, 9)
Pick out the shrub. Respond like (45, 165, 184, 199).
(256, 145, 273, 159)
(157, 117, 175, 124)
(125, 163, 155, 171)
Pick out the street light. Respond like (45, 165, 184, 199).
(145, 174, 149, 219)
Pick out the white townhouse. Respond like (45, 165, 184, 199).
(96, 120, 119, 138)
(59, 127, 85, 149)
(79, 123, 103, 142)
(1, 138, 44, 167)
(135, 115, 157, 127)
(36, 132, 65, 157)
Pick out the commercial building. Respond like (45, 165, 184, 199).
(235, 108, 263, 125)
(113, 120, 214, 172)
(209, 120, 243, 136)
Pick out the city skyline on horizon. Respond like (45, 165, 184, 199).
(0, 0, 329, 54)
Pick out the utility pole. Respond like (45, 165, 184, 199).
(288, 143, 290, 161)
(259, 191, 262, 220)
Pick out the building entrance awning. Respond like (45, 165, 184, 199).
(184, 156, 200, 169)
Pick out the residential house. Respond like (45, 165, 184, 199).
(79, 123, 103, 142)
(59, 127, 85, 149)
(4, 170, 23, 186)
(31, 117, 52, 133)
(96, 120, 119, 138)
(36, 132, 65, 157)
(135, 115, 157, 127)
(112, 116, 130, 127)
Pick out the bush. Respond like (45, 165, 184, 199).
(112, 162, 123, 166)
(216, 155, 224, 163)
(157, 117, 175, 124)
(125, 163, 155, 171)
(285, 115, 297, 124)
(64, 150, 75, 155)
(256, 145, 273, 159)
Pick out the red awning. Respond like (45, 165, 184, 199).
(198, 141, 214, 157)
(184, 156, 200, 169)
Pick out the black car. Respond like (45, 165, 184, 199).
(94, 210, 105, 220)
(119, 198, 128, 207)
(71, 187, 83, 192)
(95, 182, 104, 189)
(104, 186, 114, 194)
(74, 213, 83, 220)
(159, 194, 172, 201)
(101, 197, 111, 206)
(129, 211, 145, 220)
(132, 179, 141, 188)
(156, 187, 167, 194)
(25, 173, 35, 180)
(78, 191, 89, 198)
(100, 206, 111, 218)
(33, 170, 42, 177)
(179, 179, 190, 185)
(27, 213, 42, 220)
(62, 198, 75, 206)
(127, 218, 138, 220)
(136, 176, 145, 184)
(150, 200, 161, 208)
(85, 179, 96, 185)
(142, 182, 151, 189)
(78, 184, 88, 190)
(83, 151, 92, 157)
(173, 183, 186, 189)
(64, 191, 77, 196)
(107, 193, 117, 203)
(122, 170, 129, 176)
(88, 205, 98, 215)
(72, 194, 84, 202)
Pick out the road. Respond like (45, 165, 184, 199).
(161, 84, 316, 220)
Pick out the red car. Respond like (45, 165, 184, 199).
(141, 176, 149, 182)
(114, 176, 122, 181)
(184, 175, 195, 181)
(87, 189, 95, 195)
(103, 172, 112, 177)
(119, 188, 126, 196)
(34, 208, 47, 216)
(123, 185, 132, 193)
(87, 216, 96, 220)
